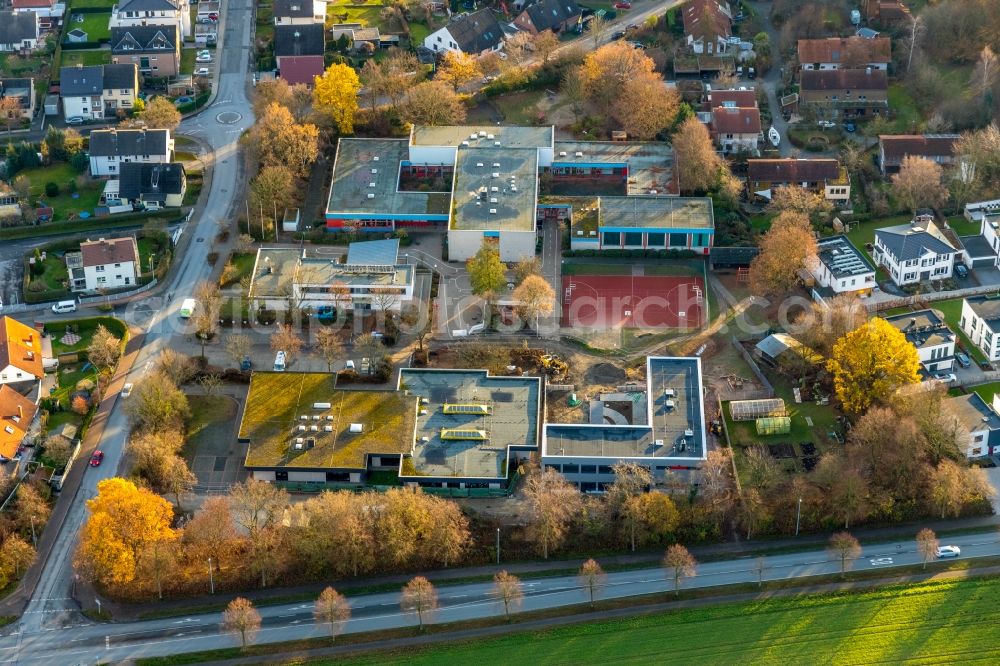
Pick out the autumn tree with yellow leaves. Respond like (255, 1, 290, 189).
(312, 62, 361, 134)
(75, 478, 176, 589)
(827, 318, 921, 414)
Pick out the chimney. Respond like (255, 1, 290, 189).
(16, 405, 22, 419)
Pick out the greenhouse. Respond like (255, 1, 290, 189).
(729, 398, 787, 422)
(755, 416, 792, 436)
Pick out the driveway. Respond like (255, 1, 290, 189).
(754, 1, 792, 156)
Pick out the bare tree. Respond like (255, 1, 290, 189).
(353, 332, 385, 373)
(577, 558, 606, 608)
(224, 334, 252, 367)
(523, 468, 582, 559)
(222, 597, 261, 648)
(400, 576, 438, 631)
(313, 586, 352, 640)
(891, 156, 949, 215)
(827, 531, 862, 575)
(753, 557, 767, 588)
(915, 528, 939, 570)
(370, 287, 399, 315)
(193, 281, 223, 357)
(315, 327, 344, 373)
(270, 324, 303, 362)
(492, 570, 523, 620)
(662, 544, 697, 596)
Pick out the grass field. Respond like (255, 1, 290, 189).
(67, 12, 112, 42)
(183, 395, 236, 463)
(47, 316, 128, 355)
(58, 49, 111, 68)
(946, 214, 980, 237)
(318, 578, 1000, 665)
(18, 163, 102, 220)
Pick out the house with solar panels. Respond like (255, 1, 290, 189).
(809, 234, 876, 302)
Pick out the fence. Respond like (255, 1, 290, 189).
(1, 279, 158, 316)
(866, 284, 1000, 313)
(727, 336, 775, 400)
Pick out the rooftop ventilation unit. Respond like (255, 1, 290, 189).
(419, 409, 428, 415)
(684, 429, 695, 438)
(650, 189, 657, 195)
(367, 193, 375, 199)
(294, 438, 304, 449)
(491, 186, 499, 192)
(298, 425, 307, 431)
(487, 133, 495, 139)
(559, 151, 567, 157)
(470, 132, 478, 139)
(373, 156, 379, 161)
(476, 162, 484, 167)
(577, 230, 583, 236)
(462, 140, 469, 146)
(490, 197, 498, 203)
(324, 425, 334, 432)
(310, 425, 319, 431)
(511, 185, 517, 192)
(493, 162, 500, 167)
(494, 141, 501, 146)
(589, 230, 596, 236)
(575, 151, 583, 157)
(371, 168, 378, 174)
(489, 208, 498, 214)
(492, 172, 500, 178)
(664, 388, 675, 397)
(349, 423, 364, 433)
(369, 182, 376, 187)
(654, 439, 664, 447)
(479, 131, 487, 137)
(665, 399, 675, 409)
(326, 415, 334, 420)
(443, 403, 492, 415)
(300, 415, 309, 420)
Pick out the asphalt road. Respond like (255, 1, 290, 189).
(9, 0, 257, 645)
(2, 532, 998, 663)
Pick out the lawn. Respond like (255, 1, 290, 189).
(136, 235, 170, 276)
(321, 578, 1000, 666)
(58, 49, 111, 68)
(921, 297, 987, 364)
(843, 214, 911, 253)
(48, 363, 96, 412)
(46, 316, 128, 355)
(70, 0, 117, 8)
(327, 2, 383, 26)
(17, 163, 103, 221)
(968, 381, 1000, 402)
(887, 83, 923, 133)
(492, 90, 547, 125)
(24, 253, 71, 303)
(946, 214, 980, 237)
(180, 48, 197, 75)
(65, 12, 112, 42)
(408, 21, 431, 45)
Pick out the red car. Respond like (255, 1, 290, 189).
(615, 1, 631, 8)
(89, 450, 104, 467)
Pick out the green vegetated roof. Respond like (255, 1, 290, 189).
(241, 372, 417, 470)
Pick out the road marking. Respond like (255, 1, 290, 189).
(870, 557, 894, 566)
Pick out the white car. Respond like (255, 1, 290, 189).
(936, 545, 961, 558)
(817, 120, 836, 129)
(196, 54, 212, 63)
(933, 372, 957, 385)
(194, 67, 211, 76)
(121, 383, 133, 398)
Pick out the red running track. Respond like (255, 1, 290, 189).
(561, 274, 705, 329)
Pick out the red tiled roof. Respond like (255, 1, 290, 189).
(12, 0, 54, 8)
(800, 68, 888, 91)
(682, 0, 731, 42)
(703, 88, 756, 110)
(797, 36, 891, 65)
(748, 158, 841, 183)
(879, 135, 960, 164)
(0, 385, 36, 459)
(79, 237, 138, 268)
(711, 106, 761, 134)
(0, 316, 43, 382)
(277, 55, 325, 87)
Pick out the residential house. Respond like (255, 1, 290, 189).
(272, 0, 325, 24)
(707, 104, 760, 154)
(862, 0, 910, 24)
(0, 11, 39, 52)
(809, 235, 876, 301)
(110, 25, 180, 77)
(273, 23, 325, 57)
(681, 0, 732, 55)
(65, 237, 139, 293)
(746, 158, 850, 205)
(117, 162, 186, 209)
(12, 0, 62, 19)
(248, 239, 415, 313)
(110, 0, 191, 39)
(513, 0, 581, 36)
(276, 55, 325, 87)
(877, 134, 960, 176)
(945, 392, 1000, 458)
(88, 128, 173, 176)
(0, 317, 43, 387)
(59, 63, 138, 121)
(799, 68, 889, 118)
(960, 295, 1000, 362)
(873, 216, 958, 287)
(0, 385, 37, 462)
(797, 36, 891, 71)
(0, 78, 35, 120)
(425, 9, 505, 55)
(884, 309, 956, 374)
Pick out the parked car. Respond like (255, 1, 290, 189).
(198, 16, 214, 23)
(980, 359, 993, 370)
(933, 372, 957, 384)
(817, 120, 836, 129)
(208, 12, 219, 19)
(844, 121, 856, 132)
(196, 54, 212, 63)
(954, 264, 969, 279)
(121, 383, 133, 398)
(936, 545, 961, 558)
(629, 41, 645, 49)
(194, 68, 211, 76)
(956, 352, 972, 368)
(65, 116, 84, 125)
(89, 450, 104, 467)
(614, 1, 631, 8)
(240, 356, 252, 371)
(611, 30, 626, 40)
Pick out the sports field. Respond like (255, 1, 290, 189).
(562, 274, 706, 329)
(330, 578, 1000, 665)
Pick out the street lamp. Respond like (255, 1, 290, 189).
(795, 497, 803, 536)
(208, 557, 215, 594)
(496, 527, 500, 565)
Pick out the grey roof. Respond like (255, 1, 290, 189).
(947, 392, 1000, 435)
(816, 234, 875, 279)
(883, 309, 954, 350)
(88, 128, 170, 157)
(273, 0, 314, 18)
(117, 0, 179, 12)
(875, 221, 956, 262)
(0, 11, 36, 47)
(965, 296, 1000, 329)
(755, 333, 802, 360)
(118, 162, 185, 203)
(346, 238, 400, 266)
(111, 25, 177, 53)
(103, 63, 138, 91)
(446, 9, 504, 53)
(274, 24, 325, 57)
(522, 0, 581, 32)
(60, 65, 105, 96)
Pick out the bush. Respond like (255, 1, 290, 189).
(206, 252, 219, 265)
(44, 182, 60, 197)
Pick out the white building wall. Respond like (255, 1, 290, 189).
(62, 95, 92, 119)
(447, 229, 484, 262)
(961, 300, 1000, 361)
(424, 25, 457, 53)
(89, 152, 171, 176)
(498, 230, 536, 263)
(82, 260, 137, 291)
(0, 363, 35, 385)
(916, 340, 955, 372)
(408, 144, 457, 164)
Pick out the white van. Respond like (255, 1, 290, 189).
(51, 300, 77, 314)
(179, 298, 197, 318)
(274, 351, 286, 371)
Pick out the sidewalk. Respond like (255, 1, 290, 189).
(94, 509, 1000, 622)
